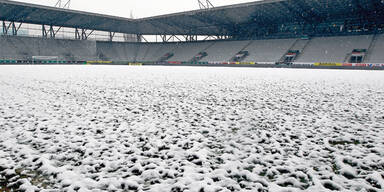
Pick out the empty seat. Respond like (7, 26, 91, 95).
(200, 40, 250, 62)
(296, 35, 372, 63)
(365, 34, 384, 63)
(171, 42, 214, 61)
(243, 39, 296, 63)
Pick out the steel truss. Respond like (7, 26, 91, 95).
(198, 0, 214, 9)
(42, 25, 62, 38)
(55, 0, 71, 9)
(144, 34, 232, 43)
(108, 32, 115, 41)
(136, 35, 146, 43)
(2, 21, 22, 36)
(0, 20, 123, 41)
(74, 28, 95, 40)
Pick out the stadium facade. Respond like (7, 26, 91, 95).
(0, 0, 384, 69)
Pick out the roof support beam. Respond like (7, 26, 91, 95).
(42, 25, 48, 38)
(75, 28, 80, 40)
(15, 22, 22, 34)
(2, 21, 11, 35)
(166, 35, 172, 42)
(55, 26, 62, 36)
(162, 35, 183, 42)
(81, 29, 87, 40)
(49, 25, 55, 38)
(157, 35, 180, 42)
(86, 30, 94, 39)
(74, 28, 93, 40)
(183, 35, 198, 42)
(160, 35, 167, 42)
(216, 35, 230, 40)
(80, 29, 94, 40)
(109, 32, 115, 41)
(172, 35, 182, 42)
(1, 21, 23, 36)
(137, 34, 149, 43)
(2, 21, 6, 35)
(2, 21, 5, 35)
(42, 25, 61, 39)
(11, 22, 21, 35)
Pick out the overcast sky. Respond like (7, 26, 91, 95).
(14, 0, 257, 18)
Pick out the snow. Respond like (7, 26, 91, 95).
(0, 65, 383, 191)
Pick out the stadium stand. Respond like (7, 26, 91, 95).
(143, 43, 175, 62)
(2, 34, 384, 65)
(0, 35, 97, 61)
(0, 0, 383, 68)
(242, 39, 297, 63)
(139, 43, 162, 61)
(170, 42, 215, 62)
(61, 40, 97, 61)
(296, 35, 373, 63)
(285, 39, 311, 62)
(365, 34, 384, 63)
(200, 40, 250, 62)
(135, 43, 151, 62)
(151, 43, 180, 61)
(97, 42, 136, 61)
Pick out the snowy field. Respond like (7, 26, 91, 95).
(0, 66, 383, 192)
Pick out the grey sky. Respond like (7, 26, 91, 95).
(14, 0, 257, 18)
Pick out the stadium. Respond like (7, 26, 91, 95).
(0, 0, 384, 192)
(0, 0, 384, 68)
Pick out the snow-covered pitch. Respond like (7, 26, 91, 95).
(0, 66, 383, 192)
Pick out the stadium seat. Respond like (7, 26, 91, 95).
(365, 34, 384, 63)
(296, 35, 373, 63)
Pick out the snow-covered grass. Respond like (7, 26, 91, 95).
(0, 65, 383, 192)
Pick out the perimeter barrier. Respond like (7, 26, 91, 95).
(0, 60, 86, 64)
(0, 59, 383, 69)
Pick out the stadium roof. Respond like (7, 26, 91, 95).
(0, 0, 383, 36)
